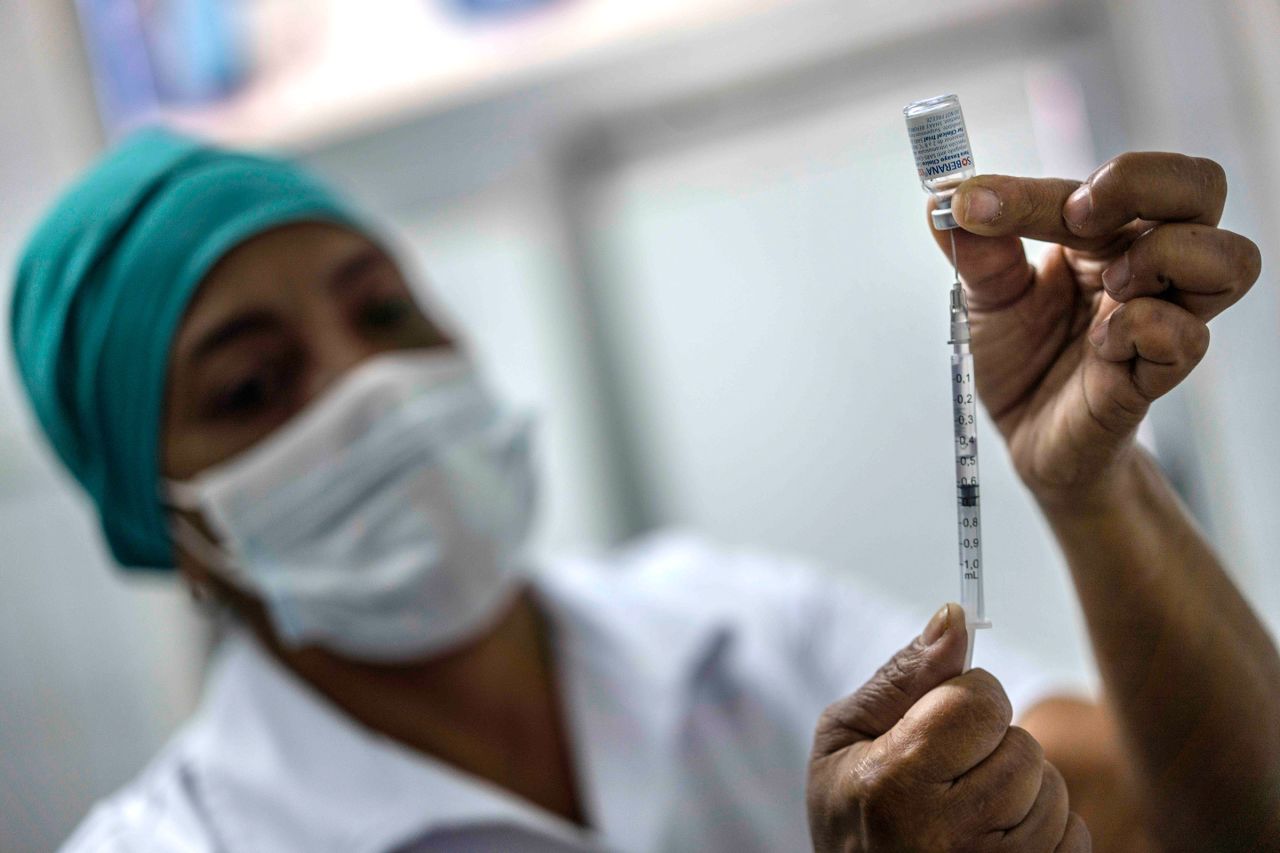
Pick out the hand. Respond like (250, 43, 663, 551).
(807, 604, 1089, 852)
(933, 153, 1260, 507)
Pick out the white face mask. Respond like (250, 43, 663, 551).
(167, 351, 537, 663)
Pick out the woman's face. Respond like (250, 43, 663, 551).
(162, 222, 453, 482)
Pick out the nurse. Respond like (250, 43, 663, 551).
(11, 131, 1278, 852)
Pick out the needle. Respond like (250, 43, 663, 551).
(949, 227, 959, 284)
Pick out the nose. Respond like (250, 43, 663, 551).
(301, 317, 385, 406)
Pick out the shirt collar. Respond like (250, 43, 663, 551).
(185, 626, 595, 853)
(180, 557, 732, 853)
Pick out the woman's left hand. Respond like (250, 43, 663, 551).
(935, 152, 1261, 508)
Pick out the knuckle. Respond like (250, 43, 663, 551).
(816, 702, 841, 729)
(857, 757, 903, 810)
(1149, 302, 1178, 335)
(1203, 227, 1237, 273)
(1129, 370, 1162, 405)
(1014, 183, 1062, 228)
(1095, 152, 1140, 193)
(812, 705, 852, 755)
(973, 727, 1045, 803)
(1003, 725, 1046, 768)
(1185, 322, 1211, 362)
(961, 668, 1014, 724)
(1061, 812, 1093, 853)
(1194, 156, 1228, 199)
(810, 743, 922, 847)
(1108, 151, 1142, 177)
(880, 642, 922, 688)
(815, 695, 882, 753)
(1040, 759, 1069, 806)
(821, 641, 930, 744)
(853, 759, 924, 842)
(872, 651, 921, 708)
(1240, 236, 1264, 285)
(1120, 298, 1160, 330)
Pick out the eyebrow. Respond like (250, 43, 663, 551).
(188, 310, 280, 365)
(184, 246, 391, 366)
(328, 247, 389, 292)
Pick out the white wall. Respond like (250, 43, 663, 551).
(0, 5, 205, 851)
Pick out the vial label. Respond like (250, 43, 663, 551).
(907, 107, 973, 180)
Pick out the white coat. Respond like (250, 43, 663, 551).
(63, 533, 1066, 852)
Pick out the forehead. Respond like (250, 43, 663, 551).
(171, 222, 383, 344)
(195, 221, 376, 299)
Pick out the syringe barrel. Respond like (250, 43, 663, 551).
(951, 346, 989, 629)
(904, 94, 976, 231)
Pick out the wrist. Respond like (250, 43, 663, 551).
(1030, 447, 1154, 525)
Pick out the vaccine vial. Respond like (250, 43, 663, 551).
(904, 94, 976, 230)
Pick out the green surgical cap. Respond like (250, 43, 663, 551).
(10, 128, 360, 570)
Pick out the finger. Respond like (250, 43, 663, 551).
(1053, 813, 1092, 853)
(812, 603, 968, 757)
(1101, 223, 1262, 322)
(951, 175, 1098, 248)
(951, 153, 1228, 248)
(1090, 298, 1211, 405)
(950, 725, 1045, 833)
(996, 761, 1071, 853)
(926, 199, 1036, 312)
(1065, 152, 1227, 238)
(885, 666, 1012, 782)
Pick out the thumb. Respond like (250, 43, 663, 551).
(813, 603, 968, 757)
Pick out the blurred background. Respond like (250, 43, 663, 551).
(2, 0, 1279, 848)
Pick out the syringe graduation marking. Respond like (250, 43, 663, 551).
(948, 247, 988, 628)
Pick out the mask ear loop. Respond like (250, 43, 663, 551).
(168, 512, 262, 613)
(165, 481, 276, 638)
(168, 519, 265, 649)
(169, 514, 240, 573)
(164, 475, 242, 575)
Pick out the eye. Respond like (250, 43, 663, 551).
(218, 375, 271, 415)
(208, 360, 295, 420)
(358, 296, 416, 331)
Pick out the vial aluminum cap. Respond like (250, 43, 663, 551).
(932, 198, 958, 230)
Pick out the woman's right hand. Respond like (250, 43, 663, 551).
(805, 603, 1090, 852)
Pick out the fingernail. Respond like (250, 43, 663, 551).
(962, 188, 1001, 224)
(923, 604, 952, 645)
(1064, 185, 1093, 230)
(1089, 315, 1110, 347)
(1102, 254, 1131, 295)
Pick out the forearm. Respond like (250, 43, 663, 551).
(1041, 449, 1280, 851)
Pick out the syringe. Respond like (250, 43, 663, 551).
(904, 94, 990, 668)
(947, 233, 990, 671)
